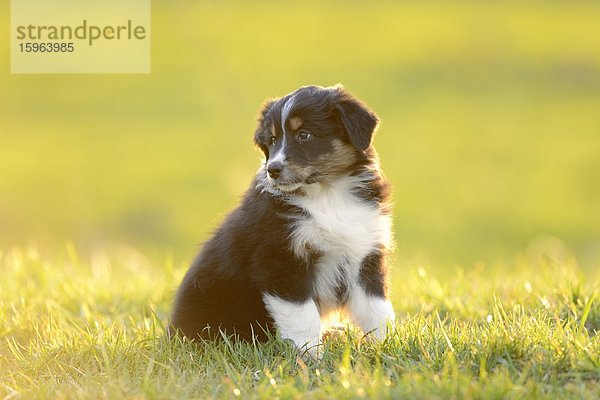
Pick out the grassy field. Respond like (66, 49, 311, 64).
(1, 246, 598, 399)
(1, 0, 600, 398)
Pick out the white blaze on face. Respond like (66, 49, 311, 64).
(269, 132, 287, 165)
(280, 93, 296, 132)
(267, 94, 296, 171)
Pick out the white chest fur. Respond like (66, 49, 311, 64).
(288, 176, 392, 310)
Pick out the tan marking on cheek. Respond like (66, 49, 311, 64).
(287, 164, 313, 178)
(330, 140, 357, 165)
(270, 123, 276, 137)
(290, 117, 303, 131)
(314, 139, 357, 177)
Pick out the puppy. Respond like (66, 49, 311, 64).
(170, 84, 395, 354)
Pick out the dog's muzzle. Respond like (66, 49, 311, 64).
(267, 161, 283, 179)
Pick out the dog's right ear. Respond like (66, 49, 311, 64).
(334, 86, 379, 151)
(254, 99, 277, 157)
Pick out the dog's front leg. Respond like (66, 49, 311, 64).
(262, 293, 321, 357)
(347, 285, 395, 341)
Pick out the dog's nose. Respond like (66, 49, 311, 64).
(267, 161, 283, 179)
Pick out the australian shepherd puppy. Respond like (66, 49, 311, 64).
(170, 84, 394, 354)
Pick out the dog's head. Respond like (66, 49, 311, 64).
(254, 85, 380, 192)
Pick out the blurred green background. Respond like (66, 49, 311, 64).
(1, 1, 599, 269)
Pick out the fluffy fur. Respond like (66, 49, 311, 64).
(170, 84, 395, 352)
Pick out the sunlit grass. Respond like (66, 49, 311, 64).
(1, 1, 599, 398)
(1, 245, 598, 399)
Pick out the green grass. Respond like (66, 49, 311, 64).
(1, 1, 600, 398)
(1, 245, 598, 399)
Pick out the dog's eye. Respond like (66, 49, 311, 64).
(297, 131, 311, 142)
(268, 136, 276, 146)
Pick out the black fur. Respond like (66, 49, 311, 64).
(170, 85, 391, 341)
(358, 249, 387, 297)
(335, 91, 379, 151)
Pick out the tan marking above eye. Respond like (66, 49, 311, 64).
(270, 123, 276, 137)
(289, 117, 302, 131)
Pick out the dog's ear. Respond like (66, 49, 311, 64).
(254, 98, 277, 156)
(334, 86, 379, 151)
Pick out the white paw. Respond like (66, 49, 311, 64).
(347, 286, 395, 341)
(263, 294, 322, 358)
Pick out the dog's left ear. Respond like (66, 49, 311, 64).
(254, 98, 277, 156)
(334, 86, 380, 151)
